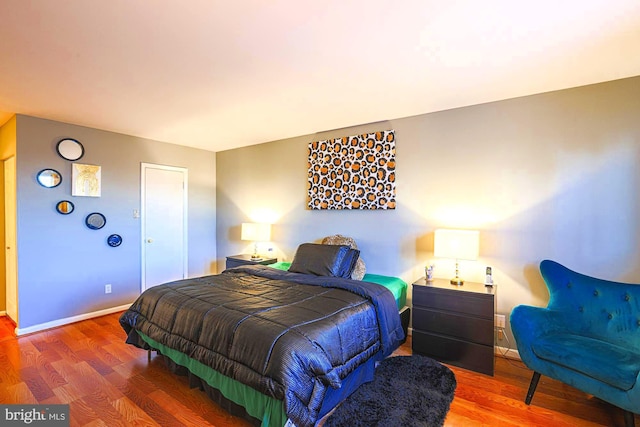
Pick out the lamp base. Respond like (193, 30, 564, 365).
(450, 277, 464, 286)
(250, 242, 262, 261)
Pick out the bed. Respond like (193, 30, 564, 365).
(268, 261, 406, 308)
(119, 244, 407, 427)
(269, 261, 410, 340)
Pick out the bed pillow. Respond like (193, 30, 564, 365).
(321, 234, 366, 280)
(288, 243, 360, 278)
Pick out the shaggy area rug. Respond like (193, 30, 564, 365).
(324, 355, 457, 427)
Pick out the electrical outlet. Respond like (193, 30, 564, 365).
(495, 314, 506, 329)
(105, 284, 112, 294)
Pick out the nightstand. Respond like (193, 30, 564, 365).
(225, 254, 277, 269)
(412, 277, 496, 376)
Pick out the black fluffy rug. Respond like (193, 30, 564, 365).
(324, 355, 457, 427)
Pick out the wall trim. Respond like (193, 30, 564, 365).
(495, 345, 521, 360)
(0, 311, 6, 316)
(14, 303, 134, 336)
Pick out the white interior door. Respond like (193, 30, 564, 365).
(141, 163, 188, 291)
(4, 156, 18, 323)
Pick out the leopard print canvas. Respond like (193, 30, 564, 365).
(307, 130, 396, 210)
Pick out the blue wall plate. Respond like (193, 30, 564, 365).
(107, 234, 122, 247)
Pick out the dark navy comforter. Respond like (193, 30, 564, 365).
(119, 265, 404, 427)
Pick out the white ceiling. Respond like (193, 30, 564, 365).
(1, 1, 640, 152)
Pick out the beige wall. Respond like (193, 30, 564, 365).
(0, 115, 17, 313)
(216, 76, 640, 346)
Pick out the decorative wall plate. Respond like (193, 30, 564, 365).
(85, 212, 106, 230)
(107, 234, 122, 247)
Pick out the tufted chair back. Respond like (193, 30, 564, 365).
(540, 259, 640, 353)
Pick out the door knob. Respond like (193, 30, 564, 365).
(147, 238, 153, 243)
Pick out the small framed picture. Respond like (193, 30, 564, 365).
(72, 163, 101, 197)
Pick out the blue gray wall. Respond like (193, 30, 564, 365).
(15, 115, 216, 330)
(216, 76, 640, 347)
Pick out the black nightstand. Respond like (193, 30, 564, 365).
(225, 254, 277, 270)
(412, 277, 496, 376)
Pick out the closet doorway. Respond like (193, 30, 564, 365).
(140, 163, 188, 291)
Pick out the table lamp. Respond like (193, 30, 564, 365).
(434, 229, 479, 285)
(241, 222, 271, 260)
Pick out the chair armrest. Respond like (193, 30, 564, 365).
(510, 305, 573, 341)
(511, 305, 580, 370)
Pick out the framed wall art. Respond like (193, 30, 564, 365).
(72, 163, 102, 197)
(307, 130, 396, 210)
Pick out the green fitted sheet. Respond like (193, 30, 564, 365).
(269, 261, 407, 309)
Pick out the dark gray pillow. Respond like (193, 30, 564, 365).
(288, 243, 360, 278)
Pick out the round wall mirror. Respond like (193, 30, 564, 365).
(56, 138, 84, 161)
(37, 169, 62, 188)
(85, 212, 106, 230)
(56, 200, 74, 215)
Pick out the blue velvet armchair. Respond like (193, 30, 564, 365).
(511, 260, 640, 427)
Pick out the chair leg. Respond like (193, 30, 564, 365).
(525, 372, 541, 405)
(624, 410, 635, 427)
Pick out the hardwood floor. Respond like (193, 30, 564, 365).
(0, 313, 636, 426)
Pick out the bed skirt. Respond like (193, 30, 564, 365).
(159, 352, 264, 426)
(137, 331, 380, 427)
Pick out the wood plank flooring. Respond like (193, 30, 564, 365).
(0, 314, 15, 342)
(0, 313, 636, 426)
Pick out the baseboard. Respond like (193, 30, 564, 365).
(14, 303, 134, 336)
(495, 345, 521, 360)
(0, 310, 6, 316)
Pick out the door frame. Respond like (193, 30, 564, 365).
(140, 162, 189, 292)
(4, 156, 17, 323)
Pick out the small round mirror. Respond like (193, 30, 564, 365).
(85, 212, 106, 230)
(56, 200, 74, 215)
(56, 138, 84, 161)
(37, 169, 62, 188)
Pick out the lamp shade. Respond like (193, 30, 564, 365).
(241, 223, 271, 242)
(434, 229, 479, 261)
